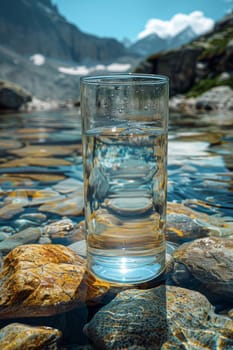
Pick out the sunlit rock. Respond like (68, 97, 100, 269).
(0, 323, 62, 349)
(39, 191, 84, 216)
(84, 285, 233, 349)
(0, 244, 86, 318)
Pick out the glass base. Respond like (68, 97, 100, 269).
(88, 253, 165, 285)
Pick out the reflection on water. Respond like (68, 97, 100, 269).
(168, 112, 233, 217)
(0, 109, 232, 348)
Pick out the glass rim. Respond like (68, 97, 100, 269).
(80, 73, 169, 86)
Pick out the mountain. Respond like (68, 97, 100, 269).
(128, 26, 197, 57)
(135, 13, 233, 97)
(0, 0, 126, 63)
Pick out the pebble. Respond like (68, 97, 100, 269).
(39, 192, 84, 216)
(0, 203, 24, 220)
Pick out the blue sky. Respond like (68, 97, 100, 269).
(52, 0, 231, 42)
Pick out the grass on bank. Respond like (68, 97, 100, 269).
(186, 75, 233, 98)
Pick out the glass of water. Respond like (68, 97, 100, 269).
(80, 73, 169, 285)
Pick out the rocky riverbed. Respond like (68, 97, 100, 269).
(0, 109, 232, 348)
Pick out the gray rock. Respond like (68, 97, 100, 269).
(169, 236, 233, 302)
(0, 227, 42, 253)
(84, 285, 233, 349)
(135, 47, 202, 96)
(0, 80, 31, 110)
(195, 86, 233, 111)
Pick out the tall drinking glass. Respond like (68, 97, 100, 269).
(80, 74, 169, 284)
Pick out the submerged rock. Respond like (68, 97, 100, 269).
(166, 202, 233, 243)
(0, 227, 42, 253)
(0, 323, 62, 349)
(169, 236, 233, 302)
(84, 285, 233, 349)
(0, 244, 86, 318)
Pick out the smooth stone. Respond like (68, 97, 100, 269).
(0, 139, 22, 150)
(169, 236, 233, 302)
(8, 144, 79, 157)
(0, 203, 24, 220)
(19, 212, 47, 224)
(0, 227, 42, 254)
(45, 218, 75, 234)
(166, 202, 233, 243)
(0, 232, 10, 241)
(39, 191, 84, 216)
(69, 240, 87, 257)
(0, 156, 71, 168)
(84, 285, 233, 349)
(14, 219, 41, 231)
(0, 323, 61, 349)
(30, 189, 62, 205)
(0, 244, 86, 318)
(17, 173, 65, 183)
(38, 235, 52, 244)
(4, 190, 29, 206)
(0, 175, 35, 187)
(53, 178, 83, 194)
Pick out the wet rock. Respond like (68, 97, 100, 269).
(169, 236, 233, 302)
(0, 227, 42, 254)
(0, 80, 31, 110)
(53, 178, 83, 194)
(39, 191, 84, 216)
(8, 144, 79, 157)
(0, 156, 72, 168)
(0, 139, 22, 150)
(0, 244, 86, 318)
(166, 202, 233, 243)
(69, 240, 87, 257)
(0, 203, 24, 220)
(4, 189, 29, 206)
(45, 218, 75, 236)
(31, 189, 62, 205)
(80, 272, 110, 305)
(19, 212, 47, 224)
(84, 285, 233, 349)
(0, 322, 62, 349)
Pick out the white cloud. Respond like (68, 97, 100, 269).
(30, 54, 46, 66)
(58, 66, 89, 75)
(58, 63, 131, 76)
(106, 63, 131, 72)
(138, 11, 214, 39)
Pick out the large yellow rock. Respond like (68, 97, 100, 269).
(0, 244, 86, 318)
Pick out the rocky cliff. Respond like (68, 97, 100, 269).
(0, 0, 126, 63)
(135, 13, 233, 97)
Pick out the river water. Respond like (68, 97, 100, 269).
(0, 108, 232, 348)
